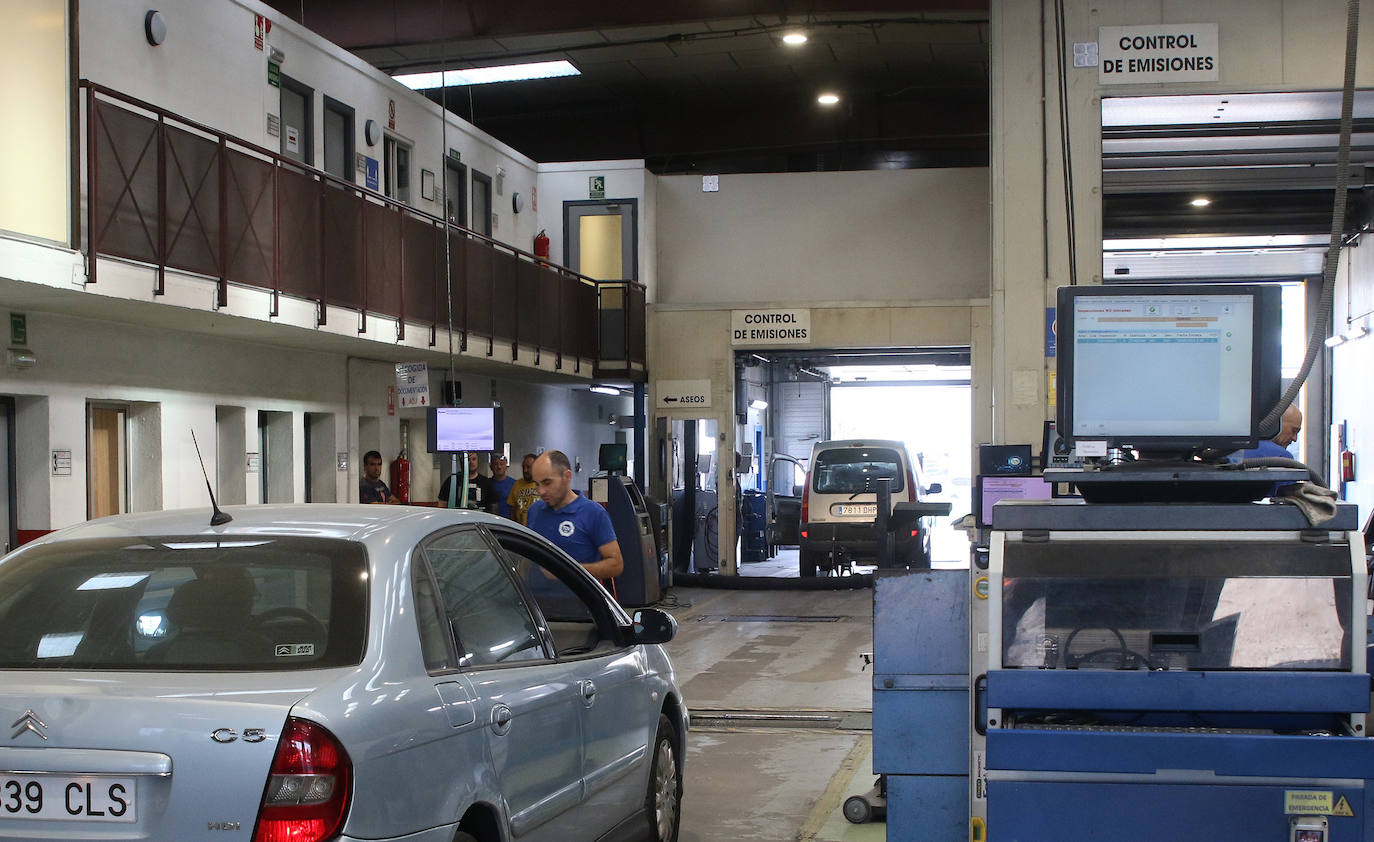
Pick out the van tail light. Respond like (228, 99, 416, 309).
(252, 718, 351, 842)
(905, 466, 917, 501)
(801, 481, 811, 524)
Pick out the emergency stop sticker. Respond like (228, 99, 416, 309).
(1285, 791, 1333, 814)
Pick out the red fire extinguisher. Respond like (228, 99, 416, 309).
(390, 450, 411, 503)
(533, 229, 550, 261)
(1341, 448, 1356, 483)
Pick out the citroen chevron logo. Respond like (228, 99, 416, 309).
(11, 710, 47, 741)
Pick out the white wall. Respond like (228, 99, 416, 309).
(79, 0, 540, 252)
(0, 0, 68, 243)
(655, 169, 990, 305)
(536, 160, 658, 299)
(0, 307, 351, 531)
(1332, 246, 1374, 526)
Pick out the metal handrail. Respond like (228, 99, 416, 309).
(81, 81, 648, 370)
(79, 80, 642, 290)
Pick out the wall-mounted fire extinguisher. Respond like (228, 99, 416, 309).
(1341, 448, 1356, 483)
(533, 229, 550, 261)
(391, 450, 411, 503)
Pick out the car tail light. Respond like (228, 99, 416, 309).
(252, 718, 351, 842)
(904, 466, 917, 502)
(801, 480, 811, 524)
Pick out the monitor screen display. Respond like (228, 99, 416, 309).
(978, 476, 1053, 528)
(1056, 283, 1282, 454)
(599, 443, 628, 473)
(426, 407, 503, 453)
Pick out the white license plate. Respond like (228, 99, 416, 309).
(832, 503, 877, 517)
(0, 775, 136, 822)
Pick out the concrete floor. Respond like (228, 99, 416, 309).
(659, 586, 889, 841)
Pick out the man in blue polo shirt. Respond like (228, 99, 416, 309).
(526, 449, 624, 583)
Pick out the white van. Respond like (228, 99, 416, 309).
(799, 439, 942, 575)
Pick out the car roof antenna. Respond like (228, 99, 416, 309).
(191, 430, 233, 526)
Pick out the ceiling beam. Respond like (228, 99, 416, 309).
(263, 0, 988, 50)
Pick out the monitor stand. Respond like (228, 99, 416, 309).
(1045, 462, 1308, 504)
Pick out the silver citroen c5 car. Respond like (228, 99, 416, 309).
(0, 505, 686, 842)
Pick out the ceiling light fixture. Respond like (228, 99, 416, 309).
(782, 32, 808, 46)
(1189, 197, 1212, 207)
(589, 385, 621, 396)
(817, 93, 840, 105)
(393, 60, 580, 90)
(749, 399, 769, 410)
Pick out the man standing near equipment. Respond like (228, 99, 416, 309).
(527, 450, 624, 583)
(490, 454, 516, 519)
(439, 453, 498, 512)
(1237, 405, 1303, 459)
(508, 453, 540, 525)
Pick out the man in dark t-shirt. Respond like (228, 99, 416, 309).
(360, 450, 398, 504)
(439, 453, 498, 513)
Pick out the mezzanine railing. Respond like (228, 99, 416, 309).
(79, 81, 646, 374)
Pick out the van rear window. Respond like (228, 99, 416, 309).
(813, 448, 905, 494)
(0, 536, 367, 670)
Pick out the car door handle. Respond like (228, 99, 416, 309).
(580, 680, 597, 707)
(490, 703, 513, 736)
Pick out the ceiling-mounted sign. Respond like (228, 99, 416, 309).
(1099, 24, 1218, 85)
(395, 362, 430, 408)
(656, 379, 712, 409)
(731, 308, 811, 346)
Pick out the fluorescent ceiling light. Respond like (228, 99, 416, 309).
(749, 399, 769, 410)
(590, 385, 621, 396)
(1324, 334, 1348, 348)
(817, 93, 840, 105)
(782, 32, 808, 45)
(1189, 197, 1211, 207)
(394, 60, 580, 90)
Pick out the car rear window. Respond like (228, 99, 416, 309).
(813, 448, 905, 494)
(0, 536, 367, 671)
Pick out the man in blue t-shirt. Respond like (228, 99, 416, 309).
(1230, 405, 1303, 497)
(490, 454, 517, 519)
(526, 450, 624, 582)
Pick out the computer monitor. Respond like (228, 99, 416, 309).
(1056, 283, 1283, 456)
(426, 406, 504, 453)
(599, 443, 628, 473)
(977, 476, 1054, 528)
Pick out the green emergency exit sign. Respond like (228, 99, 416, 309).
(589, 175, 605, 199)
(9, 312, 26, 346)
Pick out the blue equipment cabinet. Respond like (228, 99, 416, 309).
(873, 569, 970, 841)
(741, 490, 767, 563)
(985, 500, 1374, 842)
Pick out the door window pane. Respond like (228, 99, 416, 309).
(279, 77, 312, 165)
(472, 171, 492, 236)
(494, 533, 614, 659)
(322, 98, 353, 181)
(423, 530, 545, 667)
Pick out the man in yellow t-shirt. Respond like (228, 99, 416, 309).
(508, 452, 541, 525)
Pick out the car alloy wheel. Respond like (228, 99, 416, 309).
(649, 715, 681, 842)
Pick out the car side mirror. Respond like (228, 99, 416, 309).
(926, 482, 943, 495)
(630, 608, 677, 644)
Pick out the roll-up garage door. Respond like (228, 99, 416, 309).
(775, 380, 828, 461)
